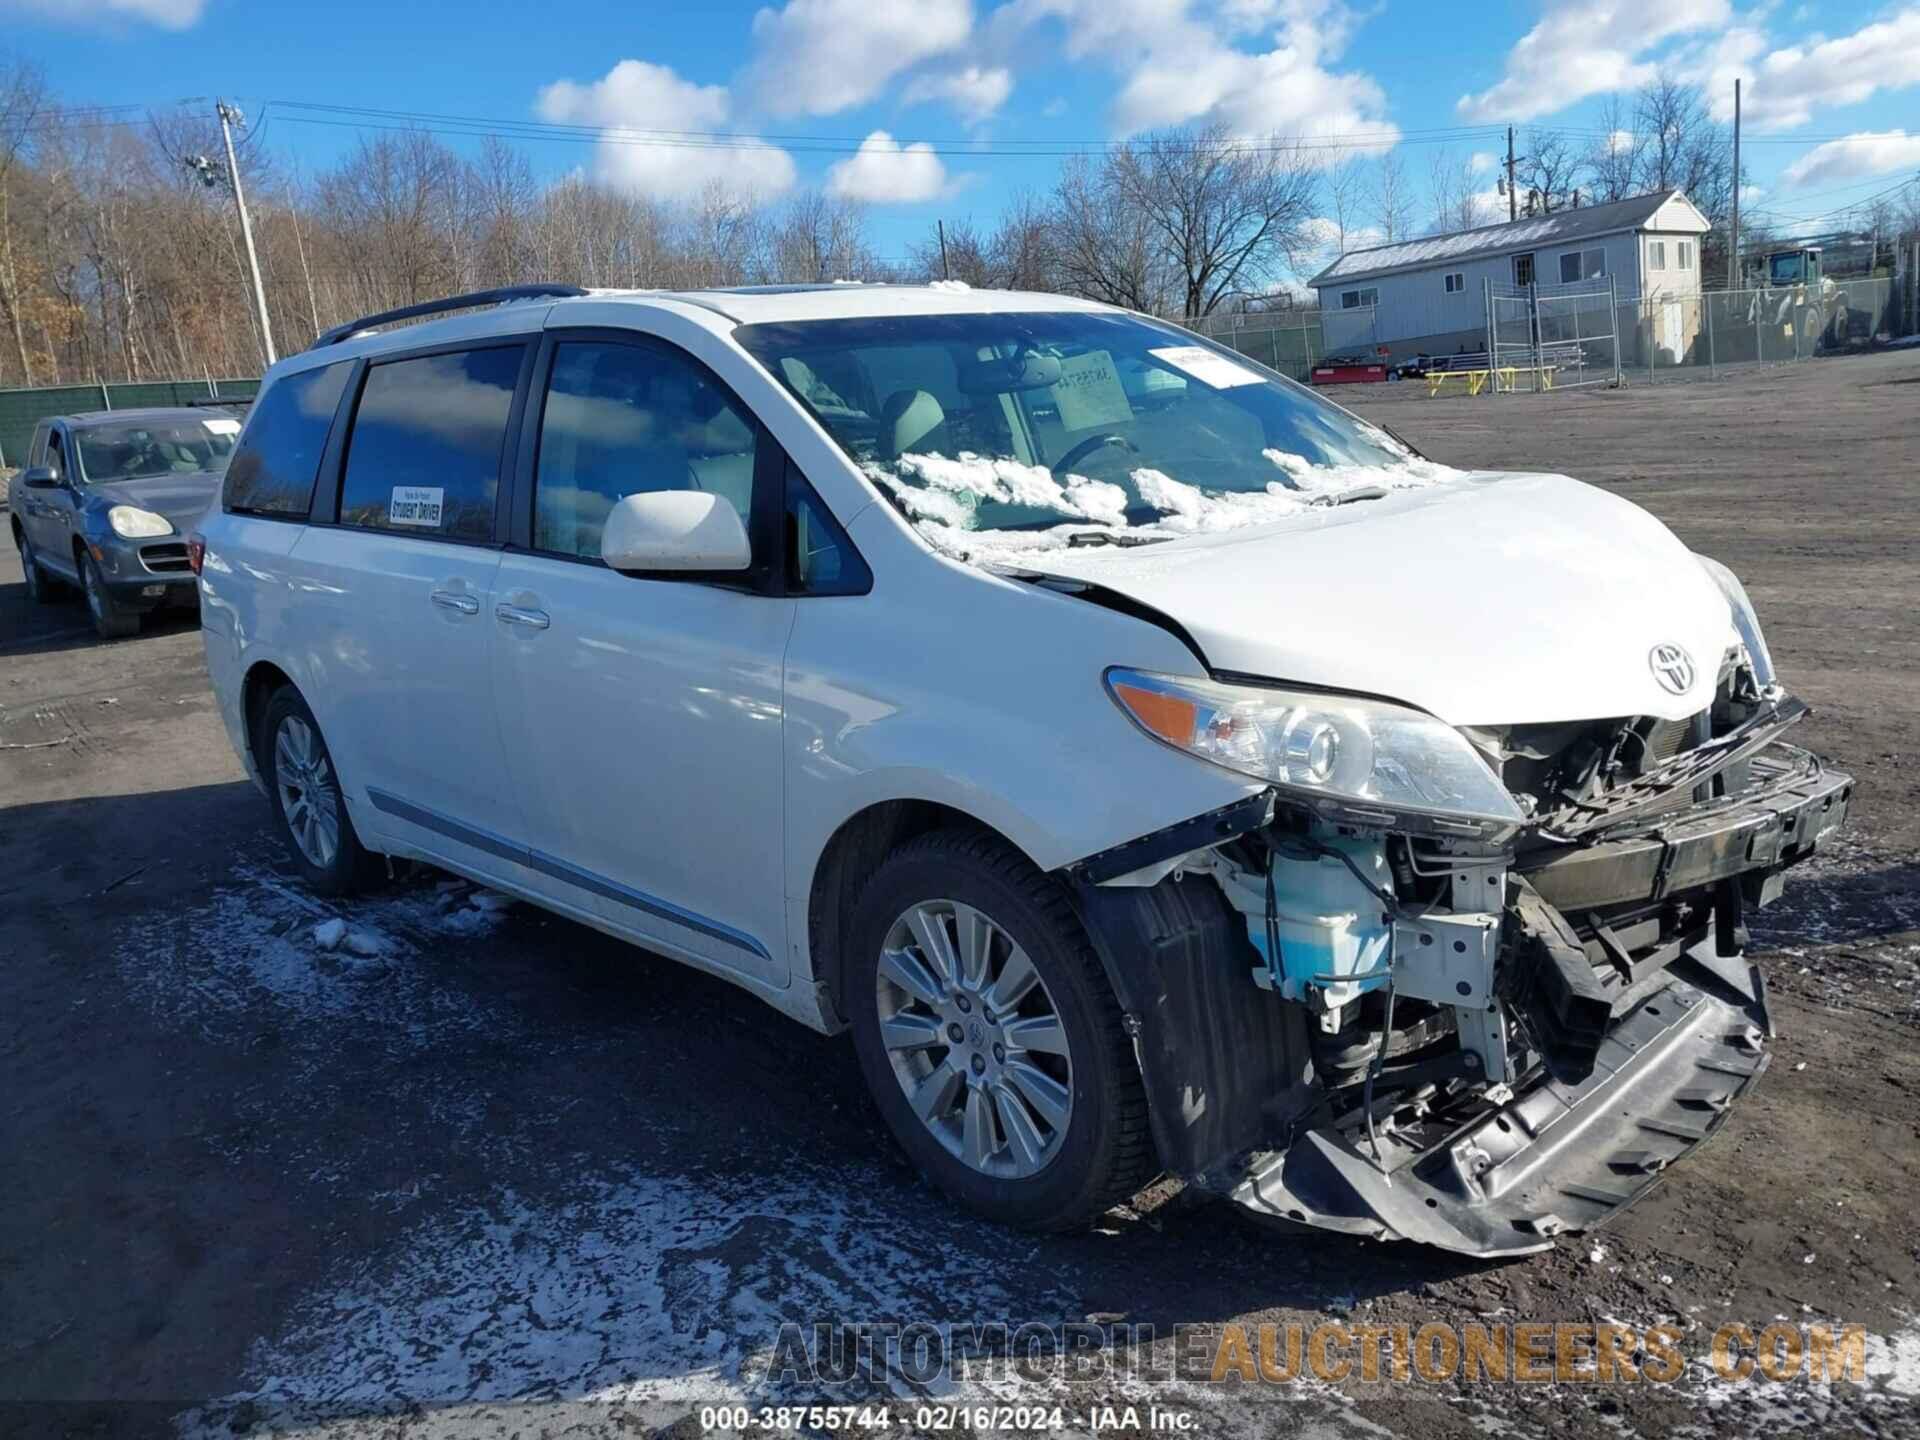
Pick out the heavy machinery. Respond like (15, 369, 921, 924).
(1740, 241, 1854, 354)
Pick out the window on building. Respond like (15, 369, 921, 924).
(1558, 248, 1609, 284)
(223, 360, 353, 519)
(1558, 252, 1582, 284)
(1649, 240, 1667, 270)
(1443, 272, 1465, 294)
(1340, 288, 1378, 309)
(1512, 253, 1535, 286)
(338, 346, 523, 542)
(1677, 242, 1693, 269)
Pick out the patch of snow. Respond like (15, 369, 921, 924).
(312, 918, 347, 952)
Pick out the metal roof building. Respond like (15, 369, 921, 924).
(1309, 190, 1712, 362)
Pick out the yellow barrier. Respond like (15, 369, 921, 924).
(1425, 366, 1557, 397)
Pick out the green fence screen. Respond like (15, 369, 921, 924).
(0, 377, 260, 470)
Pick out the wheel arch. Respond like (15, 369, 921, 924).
(807, 798, 1044, 1031)
(241, 659, 297, 766)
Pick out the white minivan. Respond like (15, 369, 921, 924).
(194, 283, 1850, 1256)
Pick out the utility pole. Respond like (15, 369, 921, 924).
(1507, 126, 1518, 223)
(1730, 79, 1742, 290)
(937, 219, 951, 281)
(214, 101, 275, 366)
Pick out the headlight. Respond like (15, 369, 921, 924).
(1106, 668, 1524, 836)
(108, 505, 173, 539)
(1695, 554, 1776, 690)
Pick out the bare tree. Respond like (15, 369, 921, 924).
(1051, 153, 1172, 313)
(1108, 125, 1317, 318)
(1426, 149, 1484, 233)
(1585, 95, 1643, 205)
(1518, 130, 1583, 212)
(1372, 151, 1414, 243)
(1324, 154, 1367, 250)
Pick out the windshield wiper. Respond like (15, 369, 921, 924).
(1311, 485, 1389, 507)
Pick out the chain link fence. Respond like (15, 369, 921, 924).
(1625, 276, 1898, 381)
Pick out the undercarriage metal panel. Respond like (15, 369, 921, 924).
(1227, 959, 1770, 1257)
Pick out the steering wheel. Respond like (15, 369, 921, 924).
(1052, 433, 1139, 477)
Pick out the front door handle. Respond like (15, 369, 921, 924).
(495, 603, 551, 630)
(430, 589, 480, 615)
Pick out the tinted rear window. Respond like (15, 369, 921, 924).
(338, 346, 522, 543)
(223, 361, 352, 518)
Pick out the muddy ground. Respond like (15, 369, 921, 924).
(2, 349, 1917, 1439)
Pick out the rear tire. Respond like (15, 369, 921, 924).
(80, 551, 139, 638)
(258, 687, 383, 896)
(846, 829, 1155, 1231)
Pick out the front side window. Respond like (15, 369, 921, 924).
(1677, 242, 1693, 269)
(737, 310, 1454, 553)
(533, 340, 758, 560)
(338, 346, 522, 542)
(225, 361, 353, 517)
(1649, 241, 1667, 270)
(76, 416, 239, 484)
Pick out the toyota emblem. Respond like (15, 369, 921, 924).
(1648, 644, 1695, 695)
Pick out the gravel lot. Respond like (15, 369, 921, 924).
(3, 349, 1917, 1439)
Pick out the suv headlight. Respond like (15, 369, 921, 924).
(1695, 554, 1776, 690)
(108, 505, 173, 539)
(1107, 668, 1523, 836)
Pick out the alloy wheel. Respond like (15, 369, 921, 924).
(875, 899, 1074, 1179)
(274, 715, 341, 870)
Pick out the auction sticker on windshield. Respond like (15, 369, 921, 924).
(1148, 345, 1265, 389)
(203, 417, 242, 435)
(388, 486, 444, 528)
(1051, 349, 1134, 431)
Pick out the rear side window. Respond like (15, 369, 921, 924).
(339, 346, 523, 542)
(224, 361, 352, 517)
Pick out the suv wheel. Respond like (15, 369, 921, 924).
(16, 530, 58, 605)
(258, 687, 383, 896)
(80, 550, 139, 638)
(846, 830, 1154, 1231)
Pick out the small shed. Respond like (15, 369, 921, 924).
(1310, 190, 1712, 362)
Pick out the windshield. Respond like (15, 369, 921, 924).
(735, 310, 1457, 555)
(75, 416, 239, 483)
(1768, 253, 1806, 285)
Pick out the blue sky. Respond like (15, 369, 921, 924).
(8, 0, 1919, 275)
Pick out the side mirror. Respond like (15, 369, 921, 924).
(23, 465, 59, 489)
(601, 490, 752, 573)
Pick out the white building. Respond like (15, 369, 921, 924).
(1310, 190, 1712, 362)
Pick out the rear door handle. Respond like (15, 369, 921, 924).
(429, 589, 480, 614)
(495, 603, 550, 630)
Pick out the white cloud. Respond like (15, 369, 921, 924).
(536, 60, 796, 203)
(1456, 0, 1729, 122)
(997, 0, 1398, 157)
(1606, 129, 1636, 155)
(902, 65, 1014, 123)
(744, 0, 973, 117)
(5, 0, 203, 24)
(826, 131, 957, 204)
(1041, 97, 1068, 118)
(1470, 150, 1497, 173)
(1685, 8, 1920, 131)
(1781, 130, 1920, 187)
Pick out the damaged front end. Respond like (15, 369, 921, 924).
(1067, 662, 1852, 1257)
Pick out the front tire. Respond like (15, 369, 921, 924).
(16, 530, 59, 605)
(846, 830, 1155, 1231)
(80, 551, 139, 638)
(258, 687, 383, 896)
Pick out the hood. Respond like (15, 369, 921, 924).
(1022, 472, 1738, 727)
(87, 473, 221, 533)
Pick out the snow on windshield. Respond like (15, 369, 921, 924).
(868, 425, 1463, 560)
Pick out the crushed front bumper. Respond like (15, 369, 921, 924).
(1230, 952, 1770, 1255)
(1069, 748, 1853, 1259)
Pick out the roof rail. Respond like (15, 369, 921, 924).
(309, 284, 590, 350)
